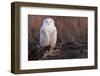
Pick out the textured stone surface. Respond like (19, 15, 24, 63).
(28, 42, 87, 60)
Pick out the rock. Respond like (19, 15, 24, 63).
(28, 42, 88, 60)
(41, 48, 63, 60)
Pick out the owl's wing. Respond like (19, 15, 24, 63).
(40, 27, 50, 47)
(40, 27, 45, 47)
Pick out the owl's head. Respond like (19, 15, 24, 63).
(43, 17, 55, 26)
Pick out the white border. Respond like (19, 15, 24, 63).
(20, 6, 95, 70)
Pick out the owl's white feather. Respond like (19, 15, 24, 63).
(40, 17, 57, 48)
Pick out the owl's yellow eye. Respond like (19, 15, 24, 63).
(50, 20, 52, 23)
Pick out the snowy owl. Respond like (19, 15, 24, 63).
(40, 17, 57, 50)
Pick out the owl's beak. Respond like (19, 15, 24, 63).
(48, 23, 50, 25)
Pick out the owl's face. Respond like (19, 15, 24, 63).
(43, 18, 54, 26)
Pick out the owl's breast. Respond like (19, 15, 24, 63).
(46, 25, 55, 34)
